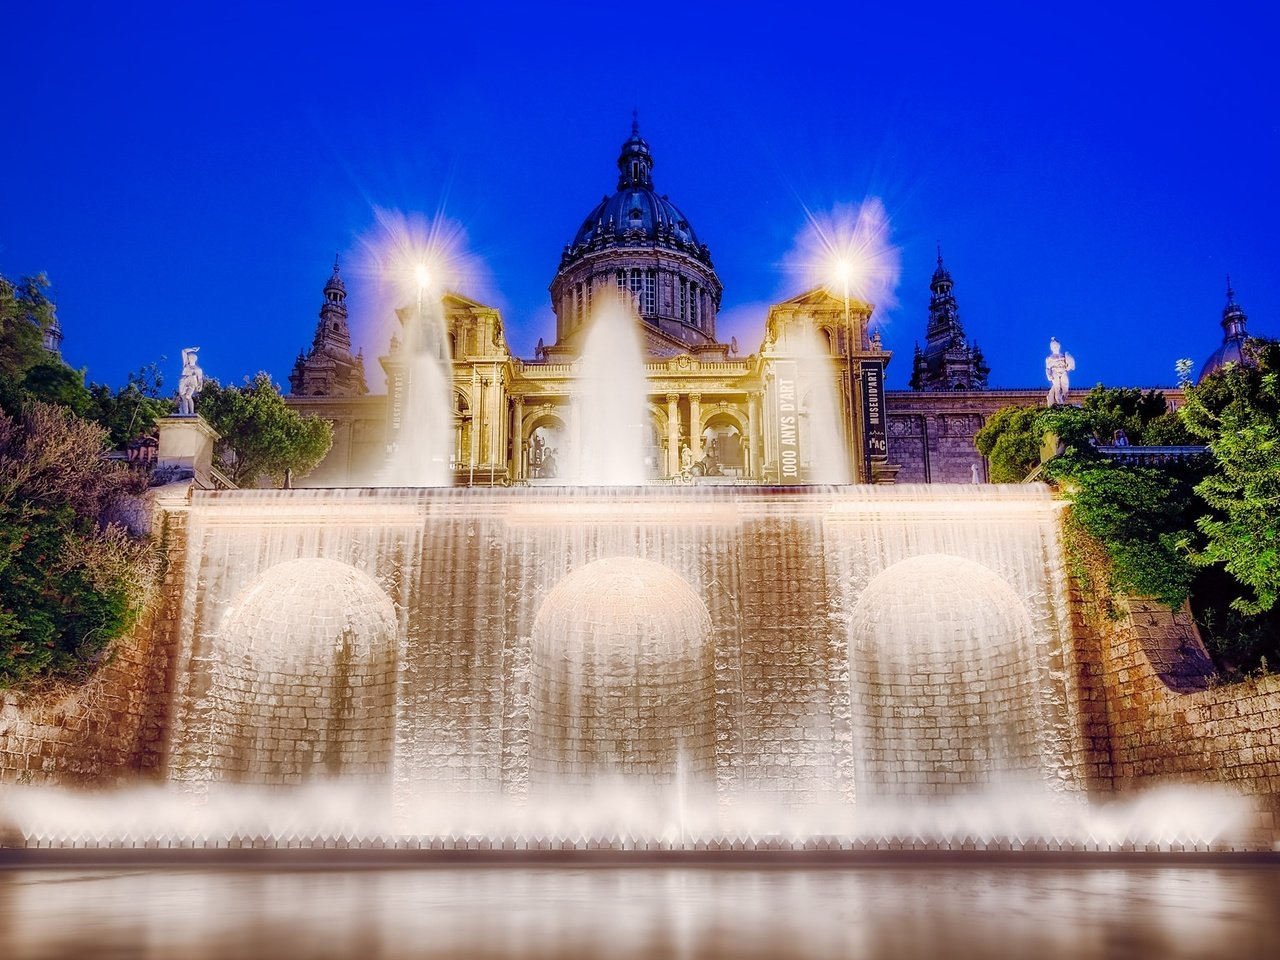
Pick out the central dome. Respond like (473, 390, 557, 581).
(566, 125, 707, 259)
(549, 119, 724, 356)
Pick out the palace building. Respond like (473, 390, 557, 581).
(284, 123, 1204, 487)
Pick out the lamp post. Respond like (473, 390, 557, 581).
(414, 263, 431, 354)
(832, 257, 852, 330)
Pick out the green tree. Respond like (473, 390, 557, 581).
(1079, 386, 1170, 444)
(1180, 339, 1280, 614)
(86, 363, 174, 448)
(0, 273, 58, 409)
(0, 403, 155, 686)
(974, 405, 1043, 482)
(976, 388, 1204, 609)
(199, 373, 333, 487)
(20, 360, 93, 416)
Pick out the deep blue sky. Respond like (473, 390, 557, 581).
(3, 2, 1276, 391)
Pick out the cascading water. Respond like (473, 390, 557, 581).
(381, 293, 454, 486)
(571, 293, 649, 485)
(0, 484, 1250, 851)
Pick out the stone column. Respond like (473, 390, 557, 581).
(512, 395, 524, 480)
(470, 370, 481, 471)
(666, 392, 680, 477)
(689, 393, 702, 460)
(747, 392, 761, 479)
(489, 366, 503, 468)
(570, 395, 582, 480)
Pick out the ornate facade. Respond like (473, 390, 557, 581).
(286, 124, 1209, 488)
(369, 285, 890, 485)
(299, 123, 895, 486)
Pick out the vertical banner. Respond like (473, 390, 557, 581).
(387, 370, 405, 458)
(774, 359, 801, 483)
(860, 359, 888, 480)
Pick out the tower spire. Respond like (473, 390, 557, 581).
(288, 256, 367, 397)
(912, 249, 987, 391)
(617, 114, 653, 189)
(1222, 275, 1248, 337)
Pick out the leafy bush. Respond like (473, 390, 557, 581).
(974, 406, 1043, 482)
(1062, 465, 1199, 606)
(0, 403, 157, 686)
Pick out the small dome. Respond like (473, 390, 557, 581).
(1198, 282, 1253, 383)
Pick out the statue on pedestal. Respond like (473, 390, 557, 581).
(176, 347, 205, 417)
(1044, 338, 1075, 406)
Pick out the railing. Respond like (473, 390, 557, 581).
(1095, 445, 1209, 466)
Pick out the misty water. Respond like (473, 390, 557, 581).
(3, 865, 1277, 959)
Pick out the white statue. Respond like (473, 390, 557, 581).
(970, 463, 981, 484)
(176, 347, 204, 417)
(1044, 337, 1075, 406)
(680, 443, 694, 472)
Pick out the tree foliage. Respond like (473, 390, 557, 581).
(976, 387, 1202, 607)
(1180, 340, 1280, 615)
(974, 406, 1043, 482)
(0, 402, 155, 686)
(0, 273, 58, 409)
(199, 373, 333, 487)
(86, 363, 173, 448)
(1060, 464, 1199, 606)
(20, 360, 93, 416)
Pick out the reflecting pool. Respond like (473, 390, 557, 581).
(3, 866, 1277, 959)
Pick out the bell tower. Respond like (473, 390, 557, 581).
(289, 256, 369, 397)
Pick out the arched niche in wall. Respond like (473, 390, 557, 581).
(528, 556, 715, 793)
(846, 554, 1058, 801)
(195, 558, 399, 787)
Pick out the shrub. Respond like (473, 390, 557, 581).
(0, 402, 156, 686)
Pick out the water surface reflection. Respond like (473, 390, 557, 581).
(2, 867, 1274, 959)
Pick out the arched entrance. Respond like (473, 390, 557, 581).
(526, 414, 566, 480)
(700, 412, 746, 477)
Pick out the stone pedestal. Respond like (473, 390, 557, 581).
(157, 416, 220, 485)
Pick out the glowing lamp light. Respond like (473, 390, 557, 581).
(831, 256, 854, 289)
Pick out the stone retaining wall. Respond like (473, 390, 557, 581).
(0, 508, 187, 785)
(1075, 593, 1280, 844)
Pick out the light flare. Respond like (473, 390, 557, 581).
(783, 198, 902, 321)
(356, 206, 485, 308)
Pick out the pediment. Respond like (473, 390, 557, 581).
(776, 286, 874, 312)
